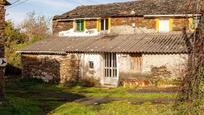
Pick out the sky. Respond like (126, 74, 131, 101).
(6, 0, 129, 26)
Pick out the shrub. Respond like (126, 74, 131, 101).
(78, 77, 100, 87)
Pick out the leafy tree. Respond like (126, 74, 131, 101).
(4, 21, 28, 45)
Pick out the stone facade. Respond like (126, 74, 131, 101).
(111, 17, 156, 29)
(52, 20, 73, 35)
(53, 16, 194, 35)
(22, 54, 80, 85)
(86, 19, 97, 29)
(172, 18, 189, 31)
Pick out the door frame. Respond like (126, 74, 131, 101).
(101, 53, 119, 87)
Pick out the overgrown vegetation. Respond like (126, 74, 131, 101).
(0, 77, 203, 115)
(0, 78, 179, 115)
(4, 12, 51, 72)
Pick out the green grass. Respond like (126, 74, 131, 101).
(0, 77, 202, 115)
(50, 101, 176, 115)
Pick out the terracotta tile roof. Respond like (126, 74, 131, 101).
(18, 33, 189, 54)
(54, 0, 198, 20)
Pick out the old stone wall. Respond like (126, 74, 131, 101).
(118, 54, 187, 79)
(111, 17, 156, 29)
(53, 16, 192, 35)
(21, 54, 80, 85)
(86, 19, 97, 29)
(52, 20, 73, 35)
(172, 18, 189, 31)
(142, 54, 187, 79)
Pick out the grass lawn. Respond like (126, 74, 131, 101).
(0, 77, 202, 115)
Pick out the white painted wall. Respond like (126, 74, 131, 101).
(142, 54, 188, 78)
(118, 54, 131, 73)
(78, 53, 188, 84)
(80, 54, 103, 81)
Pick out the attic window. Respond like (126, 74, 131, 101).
(101, 19, 109, 31)
(76, 19, 84, 32)
(158, 19, 170, 32)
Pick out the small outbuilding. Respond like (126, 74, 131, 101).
(18, 33, 189, 87)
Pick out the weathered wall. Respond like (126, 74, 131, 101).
(52, 20, 73, 35)
(86, 19, 97, 29)
(172, 18, 189, 31)
(111, 17, 156, 29)
(53, 17, 192, 35)
(118, 54, 187, 79)
(142, 54, 187, 79)
(80, 54, 103, 81)
(53, 19, 97, 35)
(21, 53, 188, 87)
(21, 54, 80, 85)
(118, 54, 131, 73)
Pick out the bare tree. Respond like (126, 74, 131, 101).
(178, 0, 204, 103)
(20, 12, 51, 41)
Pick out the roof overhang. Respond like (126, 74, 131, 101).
(55, 17, 100, 21)
(16, 51, 67, 55)
(144, 14, 202, 17)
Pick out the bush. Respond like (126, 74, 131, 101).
(78, 77, 100, 87)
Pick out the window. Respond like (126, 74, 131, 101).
(159, 19, 170, 32)
(89, 61, 94, 69)
(101, 19, 109, 31)
(76, 20, 84, 32)
(189, 17, 201, 31)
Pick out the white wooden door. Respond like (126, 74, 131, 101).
(103, 53, 119, 87)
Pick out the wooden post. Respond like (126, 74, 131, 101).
(0, 0, 10, 101)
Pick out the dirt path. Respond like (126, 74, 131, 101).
(74, 97, 177, 105)
(127, 87, 180, 94)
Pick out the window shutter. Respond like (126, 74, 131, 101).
(156, 18, 159, 32)
(84, 19, 86, 31)
(97, 18, 100, 32)
(169, 18, 173, 31)
(189, 17, 194, 32)
(108, 17, 111, 31)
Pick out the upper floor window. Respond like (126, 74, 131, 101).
(76, 19, 84, 32)
(101, 19, 109, 31)
(189, 17, 201, 31)
(158, 19, 170, 32)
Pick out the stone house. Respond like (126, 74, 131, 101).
(0, 0, 10, 98)
(18, 0, 201, 87)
